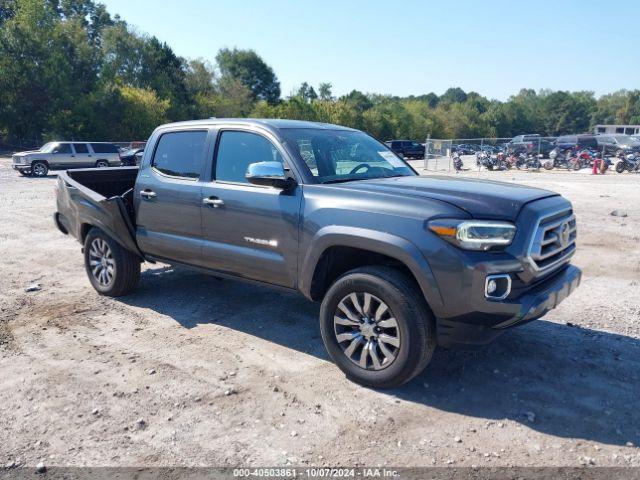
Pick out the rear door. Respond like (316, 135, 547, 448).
(135, 129, 210, 266)
(72, 143, 93, 167)
(200, 128, 301, 288)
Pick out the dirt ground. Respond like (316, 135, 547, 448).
(1, 156, 639, 469)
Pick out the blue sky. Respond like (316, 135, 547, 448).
(100, 0, 640, 101)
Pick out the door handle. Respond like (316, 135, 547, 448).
(140, 189, 157, 199)
(203, 197, 224, 208)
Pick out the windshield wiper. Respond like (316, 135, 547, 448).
(321, 178, 360, 184)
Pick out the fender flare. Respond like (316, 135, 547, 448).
(299, 225, 444, 310)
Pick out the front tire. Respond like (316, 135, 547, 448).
(95, 160, 109, 168)
(84, 228, 140, 296)
(31, 161, 49, 177)
(319, 266, 436, 388)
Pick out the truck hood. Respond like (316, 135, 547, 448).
(14, 150, 41, 156)
(339, 175, 558, 220)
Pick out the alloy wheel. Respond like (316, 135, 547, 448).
(33, 163, 47, 176)
(89, 238, 115, 287)
(333, 292, 400, 371)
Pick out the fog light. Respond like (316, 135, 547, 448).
(485, 274, 512, 300)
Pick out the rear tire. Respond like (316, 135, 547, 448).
(84, 228, 140, 296)
(95, 160, 109, 168)
(319, 266, 436, 388)
(31, 161, 48, 177)
(543, 160, 553, 170)
(615, 162, 626, 174)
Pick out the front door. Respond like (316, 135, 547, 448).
(135, 129, 209, 266)
(200, 129, 301, 288)
(50, 143, 75, 167)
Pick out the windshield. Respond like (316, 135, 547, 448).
(282, 129, 415, 183)
(40, 142, 56, 152)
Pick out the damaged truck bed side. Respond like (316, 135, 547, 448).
(55, 167, 143, 258)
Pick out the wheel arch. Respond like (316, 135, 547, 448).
(30, 158, 50, 167)
(300, 226, 444, 311)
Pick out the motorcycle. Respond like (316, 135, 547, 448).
(615, 152, 640, 173)
(522, 153, 541, 170)
(545, 148, 574, 170)
(567, 148, 601, 171)
(452, 152, 463, 172)
(495, 152, 509, 169)
(506, 152, 523, 169)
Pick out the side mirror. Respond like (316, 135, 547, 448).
(246, 162, 295, 190)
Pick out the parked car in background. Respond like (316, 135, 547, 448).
(12, 142, 121, 177)
(478, 145, 497, 154)
(507, 135, 554, 158)
(555, 134, 599, 151)
(119, 147, 144, 166)
(385, 140, 425, 159)
(54, 118, 581, 388)
(596, 134, 640, 154)
(454, 143, 477, 155)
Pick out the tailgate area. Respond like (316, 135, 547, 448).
(55, 167, 142, 257)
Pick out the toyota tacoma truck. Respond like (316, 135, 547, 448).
(54, 119, 581, 388)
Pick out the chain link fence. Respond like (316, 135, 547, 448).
(422, 136, 614, 172)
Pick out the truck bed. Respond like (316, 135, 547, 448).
(55, 167, 143, 257)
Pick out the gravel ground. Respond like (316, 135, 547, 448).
(1, 156, 639, 468)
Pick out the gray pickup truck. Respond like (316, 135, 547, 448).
(55, 119, 581, 387)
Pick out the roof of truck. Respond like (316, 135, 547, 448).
(158, 118, 357, 132)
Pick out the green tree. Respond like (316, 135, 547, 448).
(295, 82, 317, 103)
(318, 82, 333, 101)
(216, 47, 280, 104)
(440, 87, 467, 104)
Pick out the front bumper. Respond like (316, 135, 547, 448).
(437, 264, 581, 347)
(12, 163, 30, 171)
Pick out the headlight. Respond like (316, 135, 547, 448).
(428, 219, 516, 251)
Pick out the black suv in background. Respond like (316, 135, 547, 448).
(555, 134, 599, 151)
(507, 134, 554, 158)
(385, 140, 425, 159)
(596, 134, 640, 154)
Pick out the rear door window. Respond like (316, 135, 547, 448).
(73, 143, 89, 153)
(152, 130, 208, 179)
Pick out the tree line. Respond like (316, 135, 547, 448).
(1, 0, 640, 146)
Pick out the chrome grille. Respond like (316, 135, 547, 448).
(528, 208, 576, 272)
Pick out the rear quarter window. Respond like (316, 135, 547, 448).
(90, 143, 119, 154)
